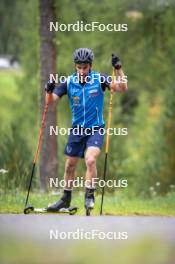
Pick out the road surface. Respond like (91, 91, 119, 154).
(0, 215, 174, 243)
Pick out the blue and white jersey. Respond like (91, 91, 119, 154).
(53, 71, 111, 128)
(67, 71, 104, 128)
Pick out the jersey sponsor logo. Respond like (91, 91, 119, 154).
(89, 85, 99, 89)
(89, 89, 98, 98)
(89, 89, 98, 94)
(66, 146, 72, 153)
(72, 96, 80, 105)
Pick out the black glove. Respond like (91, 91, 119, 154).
(45, 80, 55, 93)
(112, 54, 122, 70)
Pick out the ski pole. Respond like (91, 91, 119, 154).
(24, 94, 52, 208)
(100, 69, 115, 215)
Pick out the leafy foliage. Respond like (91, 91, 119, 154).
(0, 0, 175, 196)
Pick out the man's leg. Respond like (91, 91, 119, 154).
(85, 146, 100, 187)
(63, 156, 79, 189)
(47, 157, 79, 212)
(84, 147, 101, 210)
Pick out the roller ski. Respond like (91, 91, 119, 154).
(24, 191, 78, 215)
(24, 205, 78, 215)
(85, 188, 95, 216)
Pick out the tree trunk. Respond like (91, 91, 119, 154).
(39, 0, 58, 191)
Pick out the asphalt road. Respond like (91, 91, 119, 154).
(0, 215, 175, 243)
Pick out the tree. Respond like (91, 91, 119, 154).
(39, 0, 58, 191)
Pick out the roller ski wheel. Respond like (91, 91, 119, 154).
(24, 205, 34, 214)
(86, 207, 92, 216)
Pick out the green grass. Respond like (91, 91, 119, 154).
(0, 70, 22, 130)
(0, 191, 175, 216)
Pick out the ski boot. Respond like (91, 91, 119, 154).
(85, 188, 95, 216)
(47, 191, 71, 212)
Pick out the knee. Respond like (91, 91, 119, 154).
(85, 156, 96, 169)
(65, 161, 76, 174)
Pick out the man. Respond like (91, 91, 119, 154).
(45, 48, 128, 213)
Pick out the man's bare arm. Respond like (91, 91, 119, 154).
(111, 68, 128, 92)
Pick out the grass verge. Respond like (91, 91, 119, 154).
(0, 191, 175, 216)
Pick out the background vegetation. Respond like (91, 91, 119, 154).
(0, 0, 175, 206)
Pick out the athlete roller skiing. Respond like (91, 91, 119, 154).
(45, 48, 128, 214)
